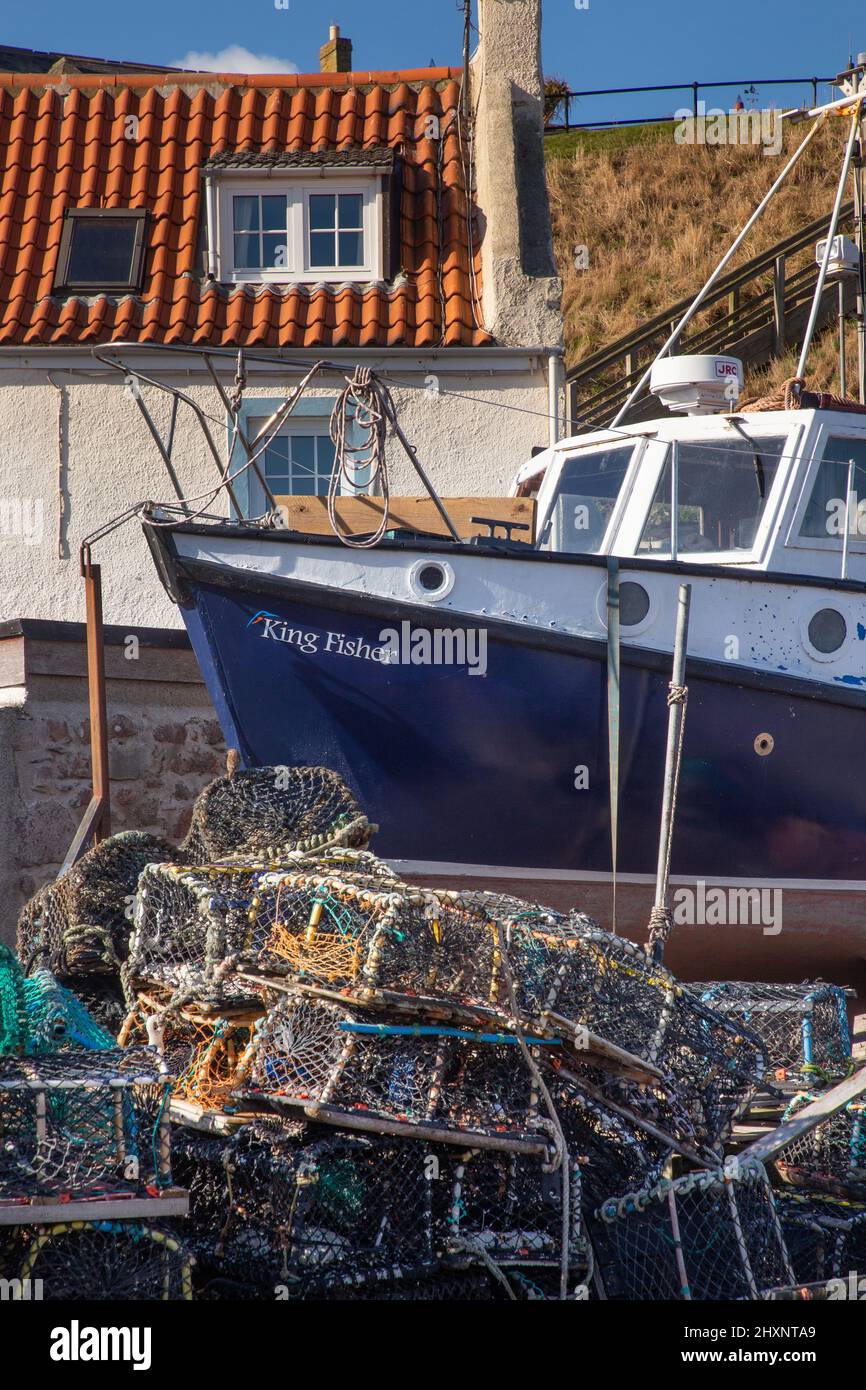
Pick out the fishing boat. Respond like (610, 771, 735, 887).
(140, 75, 866, 991)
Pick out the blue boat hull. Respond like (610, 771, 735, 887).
(178, 573, 866, 890)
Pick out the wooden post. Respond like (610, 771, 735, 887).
(772, 254, 786, 355)
(727, 286, 739, 320)
(81, 545, 111, 844)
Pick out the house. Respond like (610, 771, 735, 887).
(0, 0, 562, 930)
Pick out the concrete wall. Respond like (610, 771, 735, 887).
(471, 0, 563, 347)
(0, 627, 226, 947)
(0, 358, 551, 629)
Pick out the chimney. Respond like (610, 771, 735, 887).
(320, 24, 353, 74)
(469, 0, 562, 349)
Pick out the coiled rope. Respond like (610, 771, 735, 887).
(328, 367, 393, 548)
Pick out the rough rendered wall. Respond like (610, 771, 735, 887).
(1, 670, 226, 946)
(471, 0, 562, 346)
(0, 364, 550, 628)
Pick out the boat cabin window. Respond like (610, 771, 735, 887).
(638, 436, 785, 556)
(541, 443, 634, 553)
(798, 435, 866, 540)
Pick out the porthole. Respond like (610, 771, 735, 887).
(619, 581, 651, 628)
(408, 558, 455, 602)
(807, 607, 847, 655)
(595, 578, 655, 636)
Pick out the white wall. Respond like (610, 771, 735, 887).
(0, 359, 551, 629)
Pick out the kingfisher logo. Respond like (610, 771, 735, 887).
(247, 610, 280, 629)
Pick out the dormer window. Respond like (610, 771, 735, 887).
(54, 208, 148, 294)
(207, 149, 399, 285)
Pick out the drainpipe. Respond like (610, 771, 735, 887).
(548, 347, 564, 446)
(204, 171, 218, 280)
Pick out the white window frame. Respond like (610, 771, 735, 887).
(216, 171, 383, 285)
(785, 420, 866, 554)
(621, 426, 796, 566)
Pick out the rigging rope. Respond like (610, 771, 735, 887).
(328, 367, 393, 548)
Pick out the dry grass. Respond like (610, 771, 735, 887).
(744, 320, 863, 399)
(547, 119, 850, 365)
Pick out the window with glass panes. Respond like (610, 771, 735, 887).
(256, 431, 336, 498)
(308, 192, 365, 269)
(232, 193, 290, 272)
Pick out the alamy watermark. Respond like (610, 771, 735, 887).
(0, 496, 43, 545)
(672, 880, 782, 935)
(378, 621, 487, 676)
(674, 103, 782, 157)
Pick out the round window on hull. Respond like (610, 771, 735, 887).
(807, 608, 847, 655)
(408, 558, 455, 602)
(619, 581, 651, 628)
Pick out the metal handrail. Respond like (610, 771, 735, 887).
(567, 203, 854, 386)
(545, 75, 836, 133)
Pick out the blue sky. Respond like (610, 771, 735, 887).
(6, 0, 866, 123)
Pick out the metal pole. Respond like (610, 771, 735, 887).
(797, 108, 862, 380)
(773, 254, 786, 355)
(648, 584, 691, 963)
(670, 441, 679, 561)
(839, 280, 847, 396)
(611, 115, 827, 426)
(856, 125, 866, 403)
(81, 545, 111, 844)
(842, 458, 855, 580)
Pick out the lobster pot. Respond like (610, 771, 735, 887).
(180, 765, 373, 864)
(594, 1163, 793, 1300)
(252, 872, 504, 1009)
(775, 1190, 866, 1283)
(121, 995, 262, 1113)
(247, 992, 550, 1143)
(774, 1092, 866, 1200)
(470, 901, 765, 1148)
(15, 831, 177, 979)
(9, 1221, 192, 1300)
(172, 1118, 585, 1300)
(695, 981, 851, 1082)
(0, 1048, 172, 1207)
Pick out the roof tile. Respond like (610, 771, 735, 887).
(0, 69, 492, 349)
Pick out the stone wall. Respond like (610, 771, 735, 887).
(0, 622, 225, 947)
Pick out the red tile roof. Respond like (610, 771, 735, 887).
(0, 69, 492, 349)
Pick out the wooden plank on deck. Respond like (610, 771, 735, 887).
(275, 495, 537, 542)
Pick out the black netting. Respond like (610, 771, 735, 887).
(693, 981, 852, 1083)
(775, 1189, 866, 1283)
(0, 1047, 172, 1206)
(774, 1091, 866, 1200)
(16, 831, 178, 978)
(3, 1221, 192, 1299)
(181, 766, 373, 863)
(171, 1117, 588, 1300)
(593, 1162, 793, 1300)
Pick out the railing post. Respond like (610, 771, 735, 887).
(773, 253, 786, 355)
(565, 93, 570, 132)
(625, 349, 637, 381)
(692, 82, 699, 118)
(727, 287, 739, 320)
(812, 77, 818, 108)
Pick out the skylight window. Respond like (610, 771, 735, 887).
(54, 209, 148, 293)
